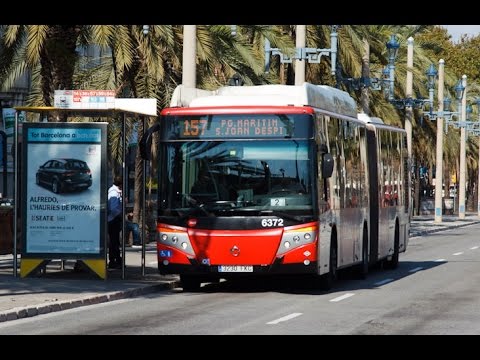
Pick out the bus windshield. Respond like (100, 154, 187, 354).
(159, 140, 316, 219)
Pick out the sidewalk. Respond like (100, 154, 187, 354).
(409, 213, 480, 238)
(0, 245, 180, 323)
(1, 213, 480, 323)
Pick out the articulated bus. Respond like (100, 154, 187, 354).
(140, 83, 410, 291)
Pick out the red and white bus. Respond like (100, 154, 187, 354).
(140, 83, 410, 291)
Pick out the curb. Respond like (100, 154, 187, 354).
(410, 220, 480, 238)
(0, 280, 180, 323)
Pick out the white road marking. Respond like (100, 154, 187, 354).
(408, 267, 423, 273)
(374, 278, 394, 286)
(267, 313, 303, 325)
(329, 293, 355, 302)
(470, 246, 479, 250)
(453, 252, 463, 256)
(434, 258, 446, 262)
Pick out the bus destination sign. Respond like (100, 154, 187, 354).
(178, 115, 294, 139)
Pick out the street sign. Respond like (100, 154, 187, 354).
(54, 90, 115, 110)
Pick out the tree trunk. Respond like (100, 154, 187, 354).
(360, 38, 370, 115)
(414, 160, 421, 216)
(40, 25, 80, 113)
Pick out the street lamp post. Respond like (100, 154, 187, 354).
(265, 25, 338, 78)
(405, 37, 414, 161)
(421, 68, 465, 220)
(295, 25, 306, 85)
(434, 60, 445, 223)
(182, 25, 197, 88)
(459, 75, 468, 219)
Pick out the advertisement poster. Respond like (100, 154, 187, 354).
(2, 108, 25, 137)
(22, 122, 107, 257)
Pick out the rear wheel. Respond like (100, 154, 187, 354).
(384, 223, 399, 269)
(355, 227, 369, 279)
(180, 275, 201, 292)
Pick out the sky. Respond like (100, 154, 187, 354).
(443, 25, 480, 42)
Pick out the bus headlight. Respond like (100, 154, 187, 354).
(276, 224, 318, 256)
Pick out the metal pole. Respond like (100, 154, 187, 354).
(13, 113, 18, 277)
(182, 25, 197, 88)
(405, 37, 414, 217)
(121, 112, 126, 279)
(459, 75, 467, 219)
(330, 26, 338, 76)
(389, 63, 395, 101)
(141, 116, 146, 277)
(294, 25, 306, 86)
(434, 59, 445, 223)
(405, 37, 414, 161)
(0, 131, 6, 197)
(478, 135, 480, 218)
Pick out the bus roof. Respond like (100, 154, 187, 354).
(356, 112, 385, 124)
(169, 83, 358, 118)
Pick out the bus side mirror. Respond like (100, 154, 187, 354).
(139, 123, 160, 161)
(322, 153, 334, 178)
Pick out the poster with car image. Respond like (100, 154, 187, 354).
(22, 122, 107, 257)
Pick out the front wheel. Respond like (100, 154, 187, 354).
(320, 240, 337, 290)
(180, 275, 201, 292)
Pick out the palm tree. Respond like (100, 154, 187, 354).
(0, 25, 84, 111)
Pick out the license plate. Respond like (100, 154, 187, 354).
(218, 265, 253, 273)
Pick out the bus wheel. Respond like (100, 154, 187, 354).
(384, 223, 399, 269)
(355, 227, 369, 279)
(321, 240, 337, 290)
(180, 275, 201, 292)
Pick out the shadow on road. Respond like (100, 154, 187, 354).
(180, 260, 447, 295)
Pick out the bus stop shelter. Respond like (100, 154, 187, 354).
(12, 97, 157, 280)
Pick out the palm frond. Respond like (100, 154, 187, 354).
(25, 25, 48, 66)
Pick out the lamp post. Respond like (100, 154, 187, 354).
(386, 34, 400, 102)
(405, 37, 414, 161)
(265, 25, 338, 79)
(476, 98, 480, 218)
(385, 35, 413, 159)
(295, 25, 306, 85)
(474, 98, 480, 218)
(434, 60, 445, 223)
(421, 68, 465, 220)
(459, 75, 468, 219)
(182, 25, 197, 88)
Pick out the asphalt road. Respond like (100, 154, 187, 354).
(1, 223, 480, 334)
